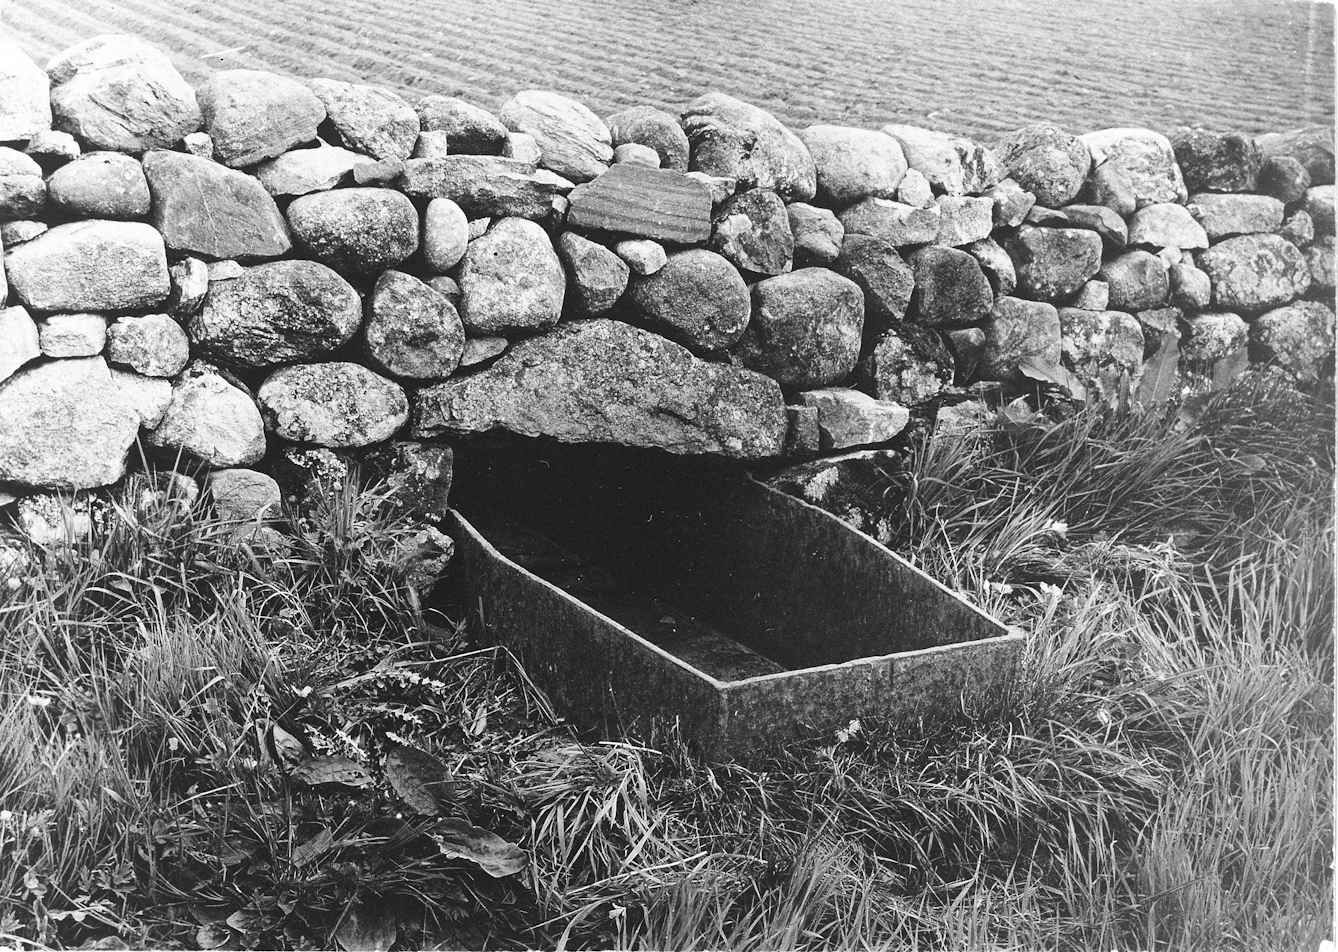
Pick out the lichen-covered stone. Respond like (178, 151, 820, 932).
(934, 195, 994, 246)
(1279, 210, 1315, 249)
(414, 319, 787, 458)
(48, 35, 201, 153)
(1249, 301, 1334, 381)
(106, 313, 189, 376)
(143, 150, 291, 260)
(964, 237, 1017, 297)
(1187, 193, 1284, 240)
(1078, 161, 1137, 217)
(996, 122, 1091, 207)
(0, 357, 141, 489)
(1256, 155, 1311, 205)
(204, 468, 281, 523)
(797, 125, 907, 205)
(499, 90, 612, 183)
(1072, 280, 1110, 311)
(979, 296, 1062, 381)
(145, 362, 267, 467)
(1180, 312, 1248, 363)
(458, 217, 565, 335)
(606, 106, 690, 172)
(1170, 129, 1262, 193)
(286, 187, 418, 276)
(984, 177, 1035, 227)
(709, 188, 793, 276)
(196, 69, 324, 167)
(1197, 234, 1310, 315)
(1306, 235, 1335, 293)
(1127, 202, 1209, 251)
(364, 270, 465, 380)
(1058, 307, 1144, 384)
(909, 245, 993, 328)
(258, 362, 408, 448)
(897, 168, 935, 207)
(189, 260, 360, 367)
(1079, 128, 1187, 208)
(859, 323, 955, 406)
(738, 269, 864, 389)
(1098, 251, 1169, 312)
(682, 93, 817, 202)
(1029, 203, 1128, 251)
(308, 78, 419, 161)
(362, 441, 455, 521)
(627, 248, 748, 351)
(831, 234, 915, 330)
(1169, 262, 1212, 311)
(5, 220, 169, 312)
(1001, 225, 1103, 303)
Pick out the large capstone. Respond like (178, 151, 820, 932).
(363, 270, 465, 380)
(1002, 225, 1103, 303)
(498, 90, 612, 183)
(47, 35, 201, 153)
(188, 260, 361, 367)
(259, 362, 408, 447)
(0, 357, 141, 489)
(681, 93, 817, 202)
(143, 150, 292, 260)
(881, 124, 1002, 195)
(5, 220, 169, 312)
(1079, 128, 1187, 208)
(995, 122, 1091, 207)
(627, 247, 749, 351)
(308, 78, 419, 161)
(0, 38, 52, 142)
(797, 125, 908, 206)
(197, 69, 325, 167)
(457, 217, 565, 334)
(1170, 129, 1262, 193)
(738, 268, 865, 389)
(145, 362, 267, 467)
(1197, 234, 1311, 315)
(287, 187, 418, 276)
(413, 319, 787, 458)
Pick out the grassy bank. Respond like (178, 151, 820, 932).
(0, 370, 1331, 950)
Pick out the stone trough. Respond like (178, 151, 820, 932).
(444, 442, 1022, 760)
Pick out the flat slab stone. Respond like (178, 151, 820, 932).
(143, 150, 291, 260)
(5, 220, 169, 312)
(413, 319, 787, 459)
(400, 155, 573, 219)
(566, 164, 712, 244)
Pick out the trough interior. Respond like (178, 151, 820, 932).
(449, 438, 1001, 677)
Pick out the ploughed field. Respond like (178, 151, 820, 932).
(5, 0, 1334, 140)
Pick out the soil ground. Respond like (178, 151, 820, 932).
(4, 0, 1333, 142)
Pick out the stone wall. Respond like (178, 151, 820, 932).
(0, 33, 1333, 537)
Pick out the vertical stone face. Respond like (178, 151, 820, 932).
(143, 151, 292, 260)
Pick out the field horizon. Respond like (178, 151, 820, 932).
(3, 0, 1333, 143)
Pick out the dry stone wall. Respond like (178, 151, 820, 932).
(0, 33, 1333, 537)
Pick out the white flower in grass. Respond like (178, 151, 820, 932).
(984, 580, 1016, 597)
(25, 694, 50, 708)
(836, 718, 862, 744)
(1044, 520, 1069, 539)
(1038, 582, 1063, 602)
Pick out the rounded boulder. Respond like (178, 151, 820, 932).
(628, 248, 750, 352)
(738, 268, 864, 389)
(258, 362, 409, 448)
(287, 187, 419, 276)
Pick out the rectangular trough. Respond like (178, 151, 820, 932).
(445, 443, 1022, 760)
